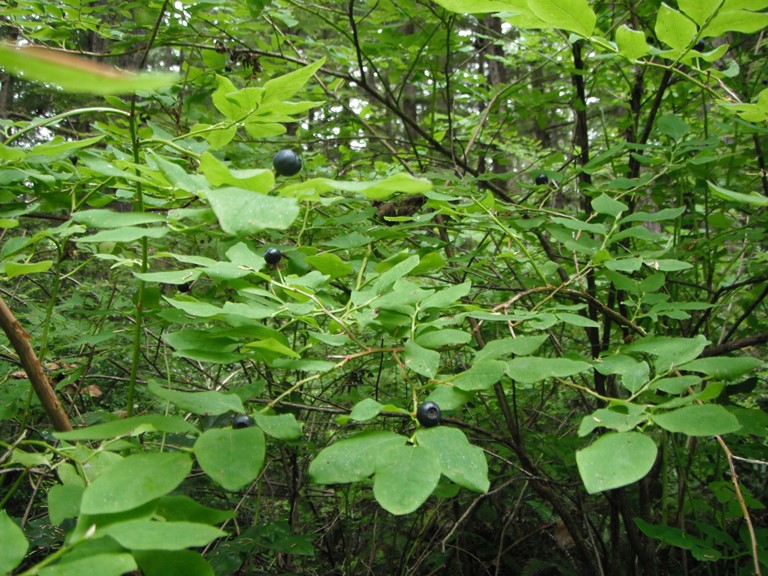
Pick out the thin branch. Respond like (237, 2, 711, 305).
(0, 297, 72, 432)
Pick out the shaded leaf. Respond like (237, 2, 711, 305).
(507, 357, 591, 383)
(102, 520, 225, 550)
(253, 413, 303, 440)
(415, 427, 489, 493)
(134, 550, 214, 576)
(373, 445, 441, 515)
(309, 431, 407, 484)
(0, 510, 28, 575)
(193, 427, 265, 491)
(652, 404, 741, 436)
(80, 452, 192, 514)
(148, 381, 245, 415)
(576, 432, 658, 494)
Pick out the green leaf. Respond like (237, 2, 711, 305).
(347, 398, 385, 422)
(134, 550, 214, 576)
(309, 431, 407, 484)
(635, 519, 721, 561)
(652, 404, 742, 436)
(556, 312, 600, 328)
(0, 43, 177, 94)
(420, 281, 471, 310)
(149, 152, 207, 194)
(0, 510, 28, 575)
(55, 414, 199, 440)
(679, 356, 763, 380)
(39, 552, 138, 576)
(594, 355, 650, 393)
(415, 427, 489, 493)
(592, 193, 628, 216)
(474, 335, 549, 363)
(208, 187, 300, 234)
(615, 25, 650, 60)
(651, 375, 702, 394)
(644, 259, 692, 272)
(426, 384, 473, 411)
(244, 337, 300, 359)
(373, 255, 420, 293)
(263, 58, 325, 104)
(621, 206, 686, 224)
(702, 8, 768, 38)
(576, 432, 658, 494)
(728, 407, 768, 437)
(164, 297, 223, 318)
(416, 328, 472, 349)
(432, 0, 522, 13)
(373, 445, 441, 515)
(451, 360, 507, 392)
(404, 339, 441, 378)
(305, 253, 353, 278)
(707, 181, 768, 206)
(148, 381, 245, 415)
(77, 226, 168, 243)
(526, 0, 596, 36)
(657, 115, 689, 140)
(578, 403, 648, 435)
(280, 173, 431, 201)
(199, 151, 274, 193)
(134, 269, 201, 284)
(253, 413, 303, 440)
(80, 452, 192, 515)
(655, 4, 697, 50)
(678, 0, 722, 25)
(102, 520, 225, 550)
(5, 260, 53, 278)
(154, 496, 233, 525)
(211, 75, 254, 120)
(30, 134, 105, 156)
(193, 427, 265, 491)
(604, 258, 643, 272)
(622, 335, 709, 374)
(506, 357, 591, 384)
(48, 484, 84, 524)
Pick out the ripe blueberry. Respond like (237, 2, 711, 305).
(272, 149, 302, 176)
(264, 247, 283, 265)
(416, 401, 441, 427)
(232, 414, 254, 429)
(535, 173, 549, 186)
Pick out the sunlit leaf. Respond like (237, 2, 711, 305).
(0, 43, 177, 94)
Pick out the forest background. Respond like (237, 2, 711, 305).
(0, 0, 767, 575)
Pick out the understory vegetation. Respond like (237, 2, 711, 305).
(0, 1, 767, 574)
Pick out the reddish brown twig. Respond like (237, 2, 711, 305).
(0, 296, 72, 432)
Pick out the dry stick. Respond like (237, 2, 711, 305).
(716, 435, 762, 576)
(0, 296, 72, 431)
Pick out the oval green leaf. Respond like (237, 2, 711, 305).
(0, 510, 28, 575)
(102, 520, 225, 551)
(651, 404, 742, 437)
(309, 431, 407, 484)
(415, 427, 490, 493)
(134, 550, 214, 576)
(193, 427, 265, 491)
(208, 187, 300, 234)
(373, 444, 441, 515)
(80, 452, 193, 515)
(576, 432, 658, 494)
